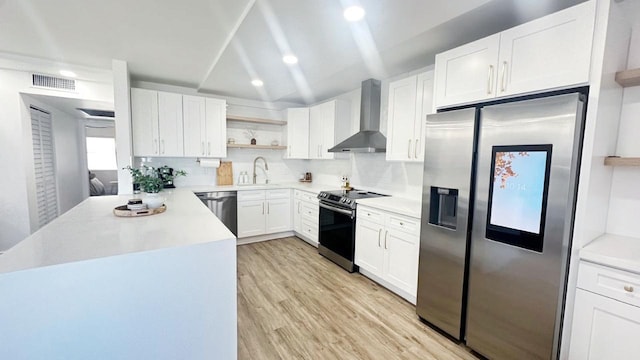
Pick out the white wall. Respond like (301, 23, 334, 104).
(0, 64, 113, 250)
(0, 69, 32, 251)
(606, 22, 640, 238)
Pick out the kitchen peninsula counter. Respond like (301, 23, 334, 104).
(0, 189, 236, 359)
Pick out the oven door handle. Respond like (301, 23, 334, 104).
(319, 202, 353, 217)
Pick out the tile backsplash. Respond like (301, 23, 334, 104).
(136, 151, 423, 199)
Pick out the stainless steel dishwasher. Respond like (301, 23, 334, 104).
(195, 191, 237, 236)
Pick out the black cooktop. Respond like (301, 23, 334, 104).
(321, 189, 388, 199)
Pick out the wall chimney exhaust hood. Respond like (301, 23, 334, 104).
(329, 79, 386, 153)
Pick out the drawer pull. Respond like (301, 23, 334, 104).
(399, 222, 404, 226)
(624, 285, 634, 293)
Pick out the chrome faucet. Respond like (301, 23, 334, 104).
(253, 156, 269, 184)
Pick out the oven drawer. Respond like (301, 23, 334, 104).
(578, 261, 640, 307)
(386, 213, 420, 236)
(358, 206, 384, 224)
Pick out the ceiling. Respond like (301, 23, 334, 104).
(0, 0, 586, 105)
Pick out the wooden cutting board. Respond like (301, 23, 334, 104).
(217, 161, 233, 186)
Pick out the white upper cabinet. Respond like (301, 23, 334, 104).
(434, 34, 500, 109)
(497, 0, 595, 97)
(434, 0, 595, 109)
(183, 95, 206, 157)
(133, 89, 226, 158)
(286, 108, 310, 159)
(386, 71, 434, 162)
(308, 99, 350, 160)
(204, 98, 226, 158)
(183, 96, 226, 158)
(131, 88, 159, 156)
(131, 89, 184, 157)
(157, 91, 184, 157)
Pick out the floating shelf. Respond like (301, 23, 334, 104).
(615, 68, 640, 87)
(226, 115, 286, 126)
(227, 144, 287, 150)
(604, 156, 640, 166)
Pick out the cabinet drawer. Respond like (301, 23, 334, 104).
(238, 190, 265, 202)
(357, 206, 384, 224)
(578, 261, 640, 307)
(301, 218, 318, 241)
(301, 202, 319, 221)
(386, 213, 420, 237)
(266, 188, 290, 200)
(301, 191, 319, 203)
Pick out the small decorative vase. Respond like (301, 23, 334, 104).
(143, 192, 164, 209)
(251, 138, 257, 145)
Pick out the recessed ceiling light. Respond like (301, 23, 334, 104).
(251, 79, 264, 87)
(282, 55, 298, 65)
(343, 6, 365, 22)
(59, 70, 77, 78)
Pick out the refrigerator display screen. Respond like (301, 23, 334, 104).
(485, 144, 552, 252)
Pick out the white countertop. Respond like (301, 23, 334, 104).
(186, 181, 331, 194)
(580, 233, 640, 274)
(357, 196, 423, 219)
(0, 189, 235, 274)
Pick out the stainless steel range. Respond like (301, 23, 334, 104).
(317, 189, 388, 272)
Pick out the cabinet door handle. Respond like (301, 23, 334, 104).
(624, 285, 634, 293)
(408, 139, 412, 159)
(208, 141, 211, 155)
(161, 139, 165, 154)
(154, 139, 158, 154)
(414, 139, 419, 159)
(262, 203, 265, 215)
(318, 144, 321, 157)
(378, 228, 382, 248)
(201, 141, 205, 155)
(298, 202, 301, 214)
(487, 65, 494, 94)
(384, 230, 389, 249)
(289, 145, 291, 157)
(267, 202, 270, 214)
(500, 61, 508, 93)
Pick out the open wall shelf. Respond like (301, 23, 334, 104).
(227, 144, 287, 150)
(615, 68, 640, 87)
(604, 156, 640, 166)
(226, 115, 286, 126)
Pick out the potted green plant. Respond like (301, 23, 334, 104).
(124, 165, 186, 208)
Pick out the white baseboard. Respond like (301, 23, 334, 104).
(236, 231, 295, 245)
(293, 232, 318, 247)
(358, 268, 416, 305)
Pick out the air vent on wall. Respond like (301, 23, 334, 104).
(31, 74, 76, 91)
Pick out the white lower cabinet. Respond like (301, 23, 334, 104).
(569, 261, 640, 359)
(355, 205, 420, 303)
(237, 190, 292, 238)
(293, 190, 319, 246)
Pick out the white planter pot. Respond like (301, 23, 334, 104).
(143, 193, 164, 209)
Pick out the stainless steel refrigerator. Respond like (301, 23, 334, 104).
(416, 93, 585, 360)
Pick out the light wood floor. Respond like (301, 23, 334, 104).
(237, 237, 478, 360)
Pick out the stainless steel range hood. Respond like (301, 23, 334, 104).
(328, 79, 386, 153)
